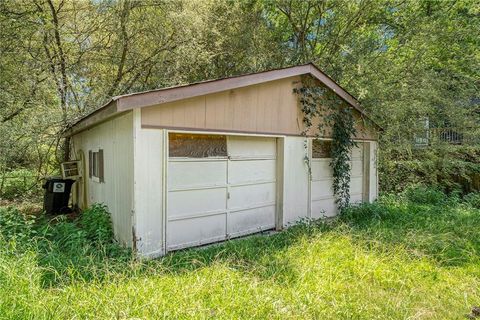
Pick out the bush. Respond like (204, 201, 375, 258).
(79, 204, 114, 245)
(0, 207, 36, 245)
(379, 145, 480, 194)
(0, 168, 40, 200)
(464, 192, 480, 209)
(404, 185, 446, 206)
(0, 203, 131, 287)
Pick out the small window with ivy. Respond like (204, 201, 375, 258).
(312, 139, 332, 158)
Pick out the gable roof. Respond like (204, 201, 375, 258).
(67, 63, 379, 136)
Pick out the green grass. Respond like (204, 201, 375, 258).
(1, 189, 479, 319)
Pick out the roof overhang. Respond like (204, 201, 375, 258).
(66, 63, 380, 137)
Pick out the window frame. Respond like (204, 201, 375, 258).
(89, 149, 104, 183)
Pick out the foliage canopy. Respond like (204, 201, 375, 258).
(0, 0, 478, 191)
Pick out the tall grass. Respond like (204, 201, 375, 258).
(0, 188, 479, 319)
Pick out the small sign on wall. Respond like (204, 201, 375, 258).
(53, 182, 66, 193)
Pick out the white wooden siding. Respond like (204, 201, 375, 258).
(350, 145, 364, 203)
(132, 109, 165, 257)
(71, 112, 134, 247)
(366, 141, 379, 201)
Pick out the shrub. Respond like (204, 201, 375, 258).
(36, 204, 131, 286)
(379, 145, 480, 194)
(463, 192, 480, 209)
(0, 207, 36, 245)
(404, 185, 446, 206)
(0, 168, 40, 200)
(1, 203, 130, 287)
(79, 204, 114, 245)
(44, 215, 89, 251)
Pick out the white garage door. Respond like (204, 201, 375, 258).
(167, 133, 276, 251)
(310, 139, 364, 218)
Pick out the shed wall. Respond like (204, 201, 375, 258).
(71, 112, 134, 247)
(133, 109, 165, 257)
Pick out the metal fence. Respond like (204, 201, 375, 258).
(415, 127, 479, 146)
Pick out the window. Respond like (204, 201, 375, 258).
(89, 149, 104, 182)
(312, 139, 332, 158)
(169, 133, 227, 158)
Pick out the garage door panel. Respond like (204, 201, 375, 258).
(228, 136, 276, 157)
(227, 205, 275, 237)
(349, 176, 363, 195)
(168, 188, 226, 218)
(228, 182, 275, 210)
(352, 146, 363, 160)
(311, 179, 334, 200)
(350, 160, 363, 177)
(167, 214, 226, 250)
(311, 198, 337, 218)
(168, 160, 227, 190)
(228, 160, 276, 184)
(310, 139, 365, 219)
(311, 160, 332, 180)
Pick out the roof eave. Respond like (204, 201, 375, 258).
(64, 99, 119, 137)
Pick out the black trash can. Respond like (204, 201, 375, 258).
(42, 178, 74, 214)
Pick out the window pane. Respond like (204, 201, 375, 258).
(312, 140, 332, 158)
(98, 149, 104, 182)
(89, 150, 93, 177)
(92, 152, 99, 177)
(169, 133, 227, 158)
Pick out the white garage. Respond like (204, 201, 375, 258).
(67, 63, 380, 258)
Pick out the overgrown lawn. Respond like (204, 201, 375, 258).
(1, 188, 479, 319)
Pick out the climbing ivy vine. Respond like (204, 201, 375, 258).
(294, 76, 357, 210)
